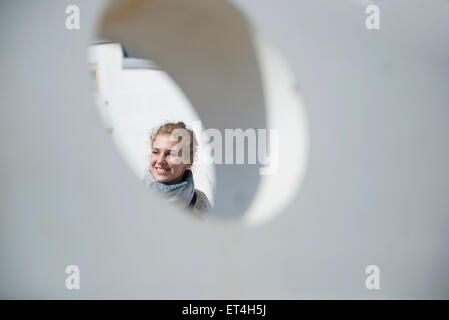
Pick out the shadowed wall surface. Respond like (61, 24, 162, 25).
(1, 0, 449, 298)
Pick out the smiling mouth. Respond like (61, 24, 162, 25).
(155, 167, 170, 174)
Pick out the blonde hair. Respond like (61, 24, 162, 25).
(150, 121, 197, 163)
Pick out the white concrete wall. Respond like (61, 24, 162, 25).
(1, 0, 449, 299)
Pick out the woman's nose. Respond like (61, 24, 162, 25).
(156, 155, 167, 164)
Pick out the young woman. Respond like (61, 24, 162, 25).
(143, 121, 211, 216)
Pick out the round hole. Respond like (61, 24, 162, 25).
(91, 0, 309, 225)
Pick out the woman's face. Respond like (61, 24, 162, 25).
(150, 134, 192, 185)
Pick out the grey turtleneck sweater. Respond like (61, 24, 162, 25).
(143, 168, 211, 217)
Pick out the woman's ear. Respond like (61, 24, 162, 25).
(187, 156, 194, 169)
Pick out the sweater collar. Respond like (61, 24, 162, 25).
(143, 168, 195, 208)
